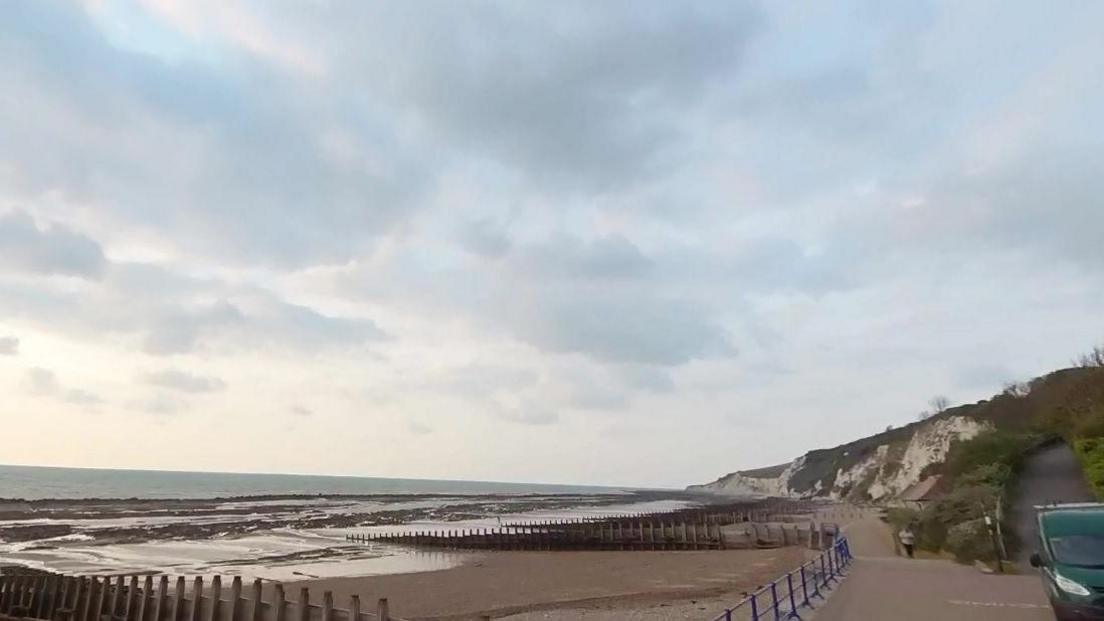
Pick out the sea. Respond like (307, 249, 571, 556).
(0, 464, 631, 500)
(0, 464, 689, 580)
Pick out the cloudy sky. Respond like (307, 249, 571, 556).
(1, 1, 1101, 488)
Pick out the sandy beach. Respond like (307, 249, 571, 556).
(292, 547, 807, 620)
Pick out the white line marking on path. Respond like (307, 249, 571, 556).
(947, 600, 1048, 609)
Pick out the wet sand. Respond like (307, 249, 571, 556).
(293, 547, 807, 620)
(0, 492, 687, 544)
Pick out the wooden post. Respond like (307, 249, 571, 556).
(153, 577, 168, 621)
(36, 576, 52, 619)
(172, 577, 185, 621)
(28, 577, 41, 619)
(8, 575, 19, 615)
(273, 585, 286, 621)
(229, 577, 242, 621)
(22, 576, 34, 617)
(81, 578, 97, 621)
(111, 576, 125, 621)
(19, 576, 31, 617)
(208, 577, 222, 621)
(348, 596, 360, 621)
(7, 576, 16, 613)
(138, 576, 153, 621)
(249, 580, 263, 621)
(298, 588, 309, 621)
(126, 576, 139, 621)
(376, 598, 389, 621)
(72, 577, 87, 621)
(191, 577, 204, 621)
(54, 577, 69, 620)
(322, 591, 333, 621)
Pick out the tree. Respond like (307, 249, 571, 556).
(929, 395, 951, 414)
(1075, 345, 1104, 368)
(1002, 381, 1030, 398)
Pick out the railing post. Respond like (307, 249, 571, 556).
(799, 565, 812, 607)
(770, 582, 781, 621)
(750, 592, 759, 621)
(786, 573, 801, 620)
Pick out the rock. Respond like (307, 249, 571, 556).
(974, 560, 994, 574)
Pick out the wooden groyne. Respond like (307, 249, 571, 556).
(346, 500, 837, 552)
(0, 571, 407, 621)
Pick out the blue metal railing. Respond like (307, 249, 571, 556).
(708, 536, 852, 621)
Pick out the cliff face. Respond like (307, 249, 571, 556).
(688, 366, 1104, 501)
(688, 415, 990, 500)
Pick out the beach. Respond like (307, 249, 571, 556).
(0, 466, 820, 620)
(0, 489, 695, 577)
(291, 547, 807, 620)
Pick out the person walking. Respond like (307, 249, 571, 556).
(898, 525, 916, 558)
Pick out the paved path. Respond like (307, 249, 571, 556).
(813, 514, 1053, 620)
(1009, 441, 1094, 562)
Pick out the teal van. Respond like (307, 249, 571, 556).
(1032, 504, 1104, 620)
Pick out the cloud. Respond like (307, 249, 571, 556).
(0, 336, 18, 355)
(456, 219, 512, 259)
(519, 235, 653, 281)
(0, 211, 106, 278)
(24, 367, 103, 407)
(0, 251, 388, 357)
(142, 301, 244, 355)
(1, 1, 1103, 487)
(510, 290, 733, 365)
(63, 388, 104, 407)
(146, 368, 227, 393)
(0, 2, 426, 267)
(495, 404, 559, 426)
(24, 367, 59, 394)
(134, 394, 185, 416)
(366, 2, 762, 191)
(407, 420, 432, 435)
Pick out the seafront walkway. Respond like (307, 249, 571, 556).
(812, 513, 1051, 620)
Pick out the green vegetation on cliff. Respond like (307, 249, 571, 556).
(889, 351, 1104, 563)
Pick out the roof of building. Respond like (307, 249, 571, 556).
(899, 475, 941, 502)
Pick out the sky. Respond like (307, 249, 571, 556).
(0, 1, 1101, 489)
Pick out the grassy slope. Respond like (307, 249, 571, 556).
(886, 365, 1104, 563)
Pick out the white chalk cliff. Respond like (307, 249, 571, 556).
(688, 415, 991, 500)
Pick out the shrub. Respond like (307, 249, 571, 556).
(945, 430, 1036, 483)
(945, 518, 996, 563)
(1074, 437, 1104, 500)
(957, 463, 1013, 489)
(916, 511, 949, 551)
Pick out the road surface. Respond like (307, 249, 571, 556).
(1009, 441, 1094, 562)
(812, 513, 1052, 620)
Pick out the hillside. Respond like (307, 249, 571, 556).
(689, 365, 1104, 501)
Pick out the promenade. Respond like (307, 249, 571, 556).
(813, 514, 1051, 620)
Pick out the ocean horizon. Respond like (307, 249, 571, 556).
(0, 463, 642, 500)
